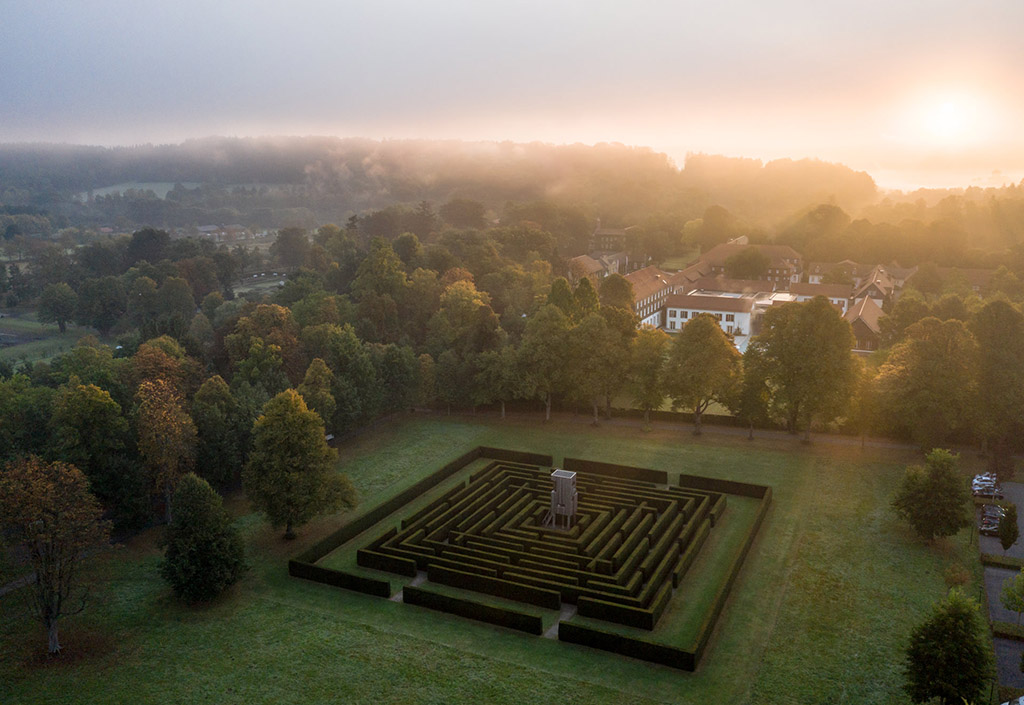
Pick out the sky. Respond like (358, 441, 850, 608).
(2, 0, 1023, 190)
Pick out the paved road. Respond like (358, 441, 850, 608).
(980, 481, 1024, 688)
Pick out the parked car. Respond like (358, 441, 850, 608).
(980, 518, 1001, 536)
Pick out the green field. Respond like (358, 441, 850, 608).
(0, 314, 93, 364)
(0, 416, 988, 704)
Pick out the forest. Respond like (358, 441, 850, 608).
(2, 139, 1024, 535)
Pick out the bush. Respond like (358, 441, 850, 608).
(160, 473, 248, 602)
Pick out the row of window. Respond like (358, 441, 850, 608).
(668, 310, 735, 322)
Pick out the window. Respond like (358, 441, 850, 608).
(714, 313, 722, 321)
(681, 311, 689, 319)
(669, 310, 676, 318)
(725, 314, 734, 322)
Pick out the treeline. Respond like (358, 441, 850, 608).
(0, 138, 878, 233)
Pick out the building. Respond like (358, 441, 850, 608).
(790, 282, 854, 314)
(624, 266, 674, 328)
(844, 296, 884, 353)
(568, 252, 628, 284)
(664, 294, 755, 338)
(592, 223, 638, 252)
(852, 265, 896, 307)
(700, 243, 803, 285)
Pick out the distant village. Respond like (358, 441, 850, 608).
(574, 225, 994, 354)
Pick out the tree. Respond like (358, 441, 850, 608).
(904, 588, 990, 705)
(1007, 572, 1024, 625)
(0, 457, 110, 654)
(724, 248, 770, 279)
(243, 389, 357, 539)
(728, 344, 772, 440)
(546, 277, 576, 319)
(192, 375, 246, 488)
(598, 273, 635, 312)
(159, 473, 247, 603)
(572, 277, 600, 320)
(876, 317, 978, 448)
(891, 449, 970, 542)
(37, 282, 78, 334)
(629, 327, 670, 426)
(75, 276, 127, 336)
(665, 314, 741, 434)
(1000, 504, 1020, 554)
(136, 378, 197, 523)
(270, 227, 310, 268)
(755, 297, 855, 440)
(519, 304, 571, 421)
(567, 313, 621, 424)
(473, 345, 525, 419)
(972, 299, 1024, 466)
(439, 198, 486, 228)
(297, 358, 336, 431)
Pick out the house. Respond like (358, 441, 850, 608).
(664, 294, 755, 349)
(804, 259, 872, 285)
(700, 243, 803, 285)
(845, 296, 884, 353)
(852, 265, 896, 306)
(592, 222, 638, 252)
(624, 266, 674, 328)
(790, 282, 853, 314)
(688, 275, 778, 296)
(568, 252, 629, 284)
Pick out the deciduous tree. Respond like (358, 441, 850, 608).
(37, 282, 77, 334)
(665, 313, 741, 434)
(891, 449, 970, 542)
(1000, 504, 1020, 554)
(0, 457, 110, 654)
(629, 327, 670, 426)
(755, 296, 855, 440)
(1002, 570, 1024, 625)
(876, 317, 978, 448)
(519, 304, 571, 421)
(136, 378, 197, 523)
(243, 389, 357, 539)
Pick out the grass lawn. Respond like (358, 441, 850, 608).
(0, 313, 93, 364)
(0, 415, 989, 704)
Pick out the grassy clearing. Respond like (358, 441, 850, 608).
(0, 313, 93, 363)
(0, 415, 987, 704)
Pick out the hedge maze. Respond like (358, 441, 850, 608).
(290, 447, 772, 671)
(359, 461, 722, 630)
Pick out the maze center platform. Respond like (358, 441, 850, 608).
(357, 460, 725, 630)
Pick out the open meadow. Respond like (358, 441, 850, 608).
(0, 415, 987, 704)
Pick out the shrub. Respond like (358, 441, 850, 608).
(160, 473, 247, 602)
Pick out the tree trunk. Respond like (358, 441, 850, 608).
(693, 405, 703, 436)
(164, 486, 173, 524)
(644, 408, 650, 426)
(803, 422, 811, 444)
(47, 618, 60, 654)
(284, 521, 296, 540)
(545, 394, 551, 422)
(592, 402, 599, 426)
(500, 400, 505, 420)
(604, 393, 612, 420)
(57, 319, 66, 334)
(748, 420, 754, 440)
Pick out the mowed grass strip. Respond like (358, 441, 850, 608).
(0, 415, 980, 704)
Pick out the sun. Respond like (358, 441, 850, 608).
(925, 101, 969, 140)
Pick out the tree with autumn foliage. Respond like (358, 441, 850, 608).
(0, 457, 110, 655)
(136, 377, 197, 523)
(243, 389, 357, 539)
